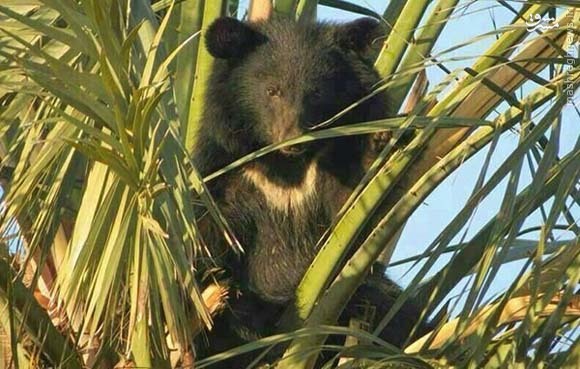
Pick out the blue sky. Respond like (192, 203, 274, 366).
(238, 1, 579, 312)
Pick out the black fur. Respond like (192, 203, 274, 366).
(195, 17, 426, 368)
(206, 17, 268, 59)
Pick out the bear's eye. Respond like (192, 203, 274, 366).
(266, 86, 281, 97)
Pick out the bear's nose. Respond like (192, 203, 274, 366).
(272, 119, 303, 141)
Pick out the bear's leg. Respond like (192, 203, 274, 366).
(198, 291, 283, 369)
(314, 274, 430, 368)
(342, 274, 429, 348)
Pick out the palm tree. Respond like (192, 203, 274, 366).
(0, 0, 578, 368)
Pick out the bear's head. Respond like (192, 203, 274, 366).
(204, 16, 385, 158)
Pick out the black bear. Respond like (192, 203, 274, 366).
(194, 16, 426, 368)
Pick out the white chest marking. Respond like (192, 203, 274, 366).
(243, 162, 318, 212)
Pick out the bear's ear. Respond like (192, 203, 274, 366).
(335, 18, 380, 52)
(205, 17, 267, 59)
